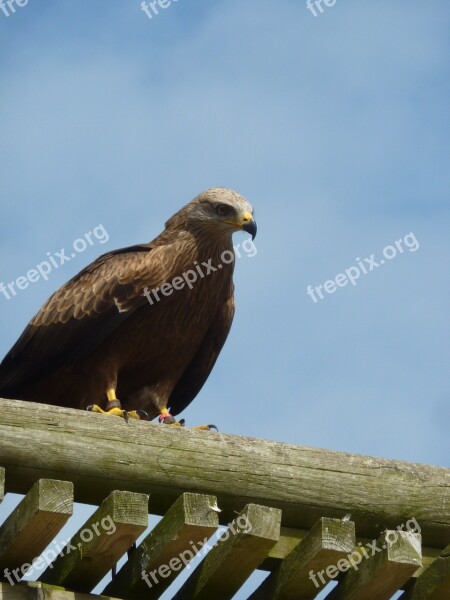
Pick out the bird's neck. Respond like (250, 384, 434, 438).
(156, 228, 234, 263)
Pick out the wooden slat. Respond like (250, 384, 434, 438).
(0, 580, 121, 599)
(261, 526, 308, 569)
(325, 530, 422, 600)
(0, 479, 73, 581)
(173, 504, 281, 600)
(261, 527, 439, 575)
(401, 543, 450, 599)
(103, 492, 219, 599)
(249, 517, 355, 599)
(0, 399, 448, 548)
(40, 490, 148, 592)
(0, 468, 4, 504)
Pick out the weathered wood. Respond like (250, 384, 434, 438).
(262, 528, 439, 575)
(173, 504, 281, 600)
(0, 580, 121, 599)
(0, 399, 449, 547)
(325, 530, 422, 600)
(401, 544, 450, 599)
(103, 492, 219, 599)
(40, 490, 148, 592)
(0, 479, 73, 581)
(262, 526, 308, 569)
(0, 468, 4, 504)
(250, 517, 355, 599)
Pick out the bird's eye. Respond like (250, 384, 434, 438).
(215, 203, 233, 217)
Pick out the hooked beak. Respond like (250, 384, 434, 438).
(241, 212, 257, 240)
(223, 211, 257, 240)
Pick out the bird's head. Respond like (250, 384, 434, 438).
(166, 187, 257, 241)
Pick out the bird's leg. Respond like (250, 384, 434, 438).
(87, 389, 149, 421)
(158, 409, 217, 431)
(158, 408, 185, 426)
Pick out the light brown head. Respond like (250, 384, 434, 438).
(165, 187, 257, 240)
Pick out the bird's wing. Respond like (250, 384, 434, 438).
(0, 243, 170, 394)
(168, 289, 235, 415)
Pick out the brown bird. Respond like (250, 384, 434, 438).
(0, 188, 256, 427)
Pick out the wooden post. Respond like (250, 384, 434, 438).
(0, 580, 122, 599)
(401, 544, 450, 599)
(325, 530, 422, 600)
(249, 517, 355, 599)
(40, 490, 149, 592)
(262, 527, 439, 575)
(103, 492, 219, 599)
(261, 526, 308, 570)
(0, 399, 448, 548)
(0, 468, 4, 504)
(0, 479, 73, 582)
(172, 504, 281, 600)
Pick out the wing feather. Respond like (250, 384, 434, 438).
(168, 290, 235, 415)
(0, 243, 169, 394)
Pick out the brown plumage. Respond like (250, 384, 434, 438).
(0, 188, 256, 421)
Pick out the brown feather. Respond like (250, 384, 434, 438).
(0, 188, 254, 419)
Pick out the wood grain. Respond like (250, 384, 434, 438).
(0, 398, 449, 549)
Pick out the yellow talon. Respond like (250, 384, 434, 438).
(106, 407, 128, 417)
(158, 410, 184, 426)
(157, 410, 216, 430)
(127, 410, 144, 420)
(86, 391, 149, 421)
(87, 404, 126, 417)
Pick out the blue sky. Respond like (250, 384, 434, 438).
(0, 1, 449, 598)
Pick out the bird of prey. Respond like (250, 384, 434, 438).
(0, 188, 256, 427)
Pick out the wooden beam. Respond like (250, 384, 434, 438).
(0, 468, 4, 504)
(0, 399, 449, 547)
(103, 492, 219, 599)
(0, 479, 73, 581)
(262, 526, 308, 568)
(324, 530, 422, 600)
(261, 527, 440, 575)
(249, 517, 355, 599)
(172, 504, 281, 600)
(401, 544, 450, 599)
(40, 490, 148, 592)
(0, 580, 121, 599)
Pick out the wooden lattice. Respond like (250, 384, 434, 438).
(0, 399, 449, 599)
